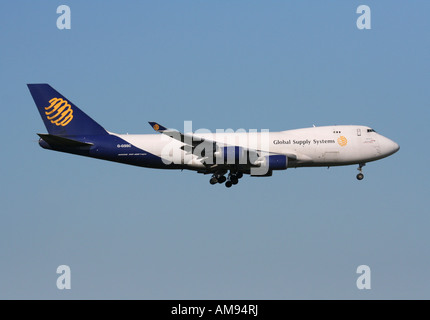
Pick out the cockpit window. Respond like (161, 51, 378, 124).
(367, 129, 376, 133)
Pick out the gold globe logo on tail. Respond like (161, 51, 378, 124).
(45, 98, 73, 126)
(153, 124, 160, 131)
(338, 136, 348, 147)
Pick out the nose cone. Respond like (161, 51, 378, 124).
(379, 136, 400, 157)
(392, 141, 400, 153)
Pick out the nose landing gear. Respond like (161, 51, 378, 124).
(356, 163, 365, 180)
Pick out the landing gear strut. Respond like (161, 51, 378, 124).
(356, 163, 365, 180)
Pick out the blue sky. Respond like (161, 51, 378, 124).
(0, 1, 429, 299)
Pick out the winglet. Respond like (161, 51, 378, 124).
(148, 121, 168, 133)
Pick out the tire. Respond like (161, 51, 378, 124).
(356, 173, 364, 180)
(230, 176, 239, 185)
(225, 180, 232, 188)
(210, 177, 218, 185)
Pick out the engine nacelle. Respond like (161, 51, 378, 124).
(214, 146, 247, 164)
(251, 155, 288, 176)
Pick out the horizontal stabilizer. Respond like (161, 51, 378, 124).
(37, 133, 93, 147)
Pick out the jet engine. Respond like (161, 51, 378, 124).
(251, 155, 288, 176)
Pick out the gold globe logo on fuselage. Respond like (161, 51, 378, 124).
(337, 136, 348, 147)
(45, 98, 73, 126)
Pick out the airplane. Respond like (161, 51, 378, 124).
(28, 83, 400, 188)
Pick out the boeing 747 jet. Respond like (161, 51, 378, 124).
(28, 84, 399, 188)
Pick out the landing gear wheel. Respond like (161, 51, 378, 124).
(236, 172, 243, 179)
(230, 175, 239, 185)
(218, 176, 226, 184)
(356, 163, 365, 181)
(210, 177, 218, 185)
(225, 180, 232, 188)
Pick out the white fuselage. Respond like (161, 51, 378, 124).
(112, 125, 399, 170)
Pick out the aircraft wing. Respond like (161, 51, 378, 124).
(148, 121, 208, 148)
(148, 122, 297, 170)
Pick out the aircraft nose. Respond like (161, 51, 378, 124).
(380, 136, 400, 156)
(392, 141, 400, 153)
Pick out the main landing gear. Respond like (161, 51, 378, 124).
(209, 171, 243, 188)
(225, 171, 243, 188)
(356, 163, 365, 180)
(209, 175, 226, 185)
